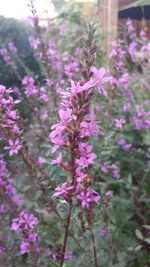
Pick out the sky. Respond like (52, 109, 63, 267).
(0, 0, 96, 20)
(0, 0, 57, 19)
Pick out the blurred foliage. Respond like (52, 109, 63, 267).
(0, 16, 41, 87)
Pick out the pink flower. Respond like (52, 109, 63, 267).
(126, 19, 134, 33)
(80, 110, 100, 137)
(53, 182, 74, 201)
(59, 108, 72, 126)
(64, 251, 75, 261)
(11, 211, 39, 232)
(28, 232, 38, 243)
(105, 191, 113, 202)
(76, 188, 100, 209)
(8, 41, 17, 54)
(69, 80, 93, 94)
(101, 162, 110, 174)
(20, 241, 30, 254)
(90, 66, 111, 96)
(118, 138, 132, 152)
(51, 153, 62, 165)
(75, 168, 87, 183)
(111, 164, 121, 180)
(128, 42, 137, 61)
(115, 118, 126, 129)
(49, 125, 65, 153)
(37, 157, 46, 165)
(77, 143, 96, 168)
(0, 246, 6, 255)
(4, 139, 21, 156)
(99, 228, 109, 238)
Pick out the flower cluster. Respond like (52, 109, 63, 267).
(50, 66, 111, 211)
(0, 41, 17, 65)
(118, 138, 132, 152)
(0, 85, 22, 155)
(11, 210, 39, 254)
(22, 76, 48, 103)
(100, 162, 121, 180)
(131, 104, 150, 130)
(0, 154, 23, 215)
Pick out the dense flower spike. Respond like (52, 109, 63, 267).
(49, 25, 112, 264)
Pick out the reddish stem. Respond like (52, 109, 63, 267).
(59, 202, 72, 267)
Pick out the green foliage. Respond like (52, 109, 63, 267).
(0, 16, 41, 87)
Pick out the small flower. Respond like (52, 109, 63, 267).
(118, 138, 132, 152)
(4, 139, 21, 156)
(101, 162, 110, 174)
(111, 164, 121, 180)
(53, 182, 74, 201)
(11, 211, 39, 232)
(77, 143, 96, 168)
(105, 191, 113, 202)
(37, 157, 46, 165)
(0, 245, 6, 255)
(99, 227, 109, 238)
(115, 118, 126, 129)
(28, 232, 38, 243)
(59, 108, 72, 126)
(76, 168, 87, 183)
(80, 110, 100, 137)
(76, 188, 100, 209)
(51, 153, 62, 165)
(64, 251, 75, 261)
(20, 241, 30, 254)
(90, 66, 112, 96)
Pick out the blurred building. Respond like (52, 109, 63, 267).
(99, 0, 150, 56)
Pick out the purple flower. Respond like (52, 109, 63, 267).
(80, 110, 101, 137)
(99, 228, 109, 238)
(37, 157, 46, 165)
(4, 139, 21, 156)
(20, 241, 30, 254)
(29, 37, 40, 50)
(22, 76, 38, 97)
(105, 191, 113, 202)
(49, 126, 65, 153)
(128, 42, 137, 61)
(11, 211, 39, 232)
(126, 19, 134, 33)
(0, 245, 6, 255)
(64, 251, 75, 261)
(111, 164, 121, 180)
(90, 66, 111, 96)
(51, 153, 62, 165)
(76, 168, 87, 183)
(53, 182, 74, 201)
(76, 188, 100, 209)
(8, 41, 17, 54)
(0, 204, 9, 214)
(77, 143, 96, 168)
(101, 162, 110, 174)
(59, 108, 72, 126)
(28, 232, 38, 243)
(115, 118, 126, 129)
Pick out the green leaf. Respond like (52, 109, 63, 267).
(143, 225, 150, 230)
(134, 245, 142, 251)
(144, 238, 150, 244)
(135, 229, 144, 240)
